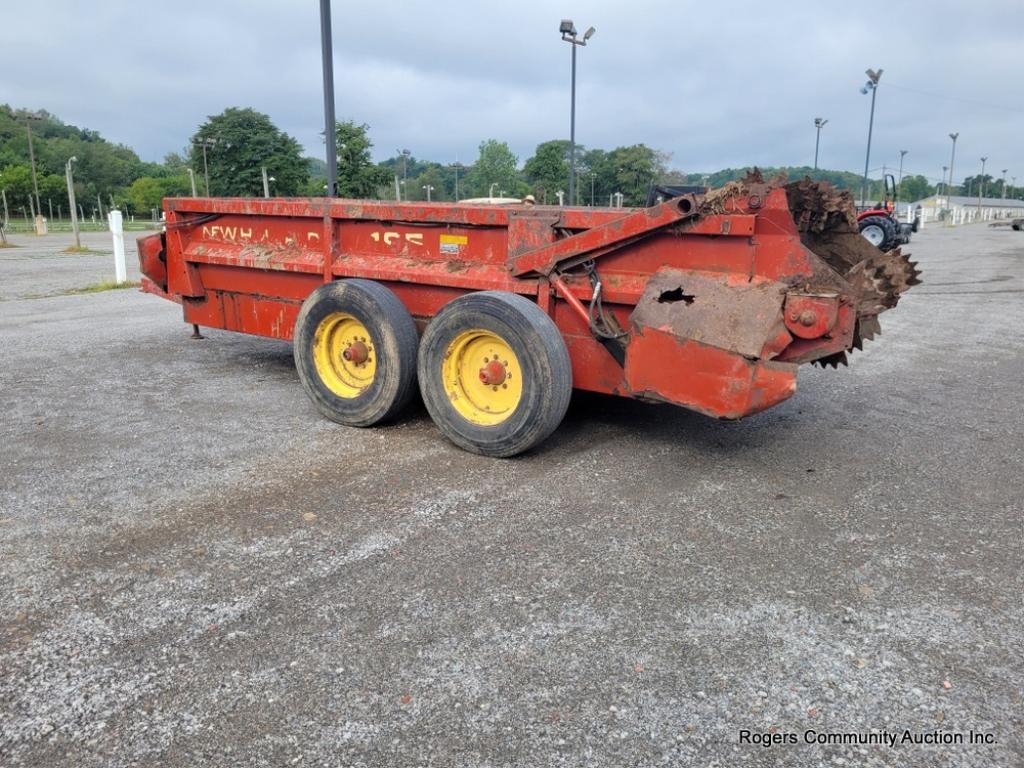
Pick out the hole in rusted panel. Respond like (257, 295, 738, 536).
(656, 287, 695, 305)
(678, 198, 693, 213)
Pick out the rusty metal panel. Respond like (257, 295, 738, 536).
(630, 268, 791, 359)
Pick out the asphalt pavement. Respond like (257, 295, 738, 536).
(0, 224, 1021, 767)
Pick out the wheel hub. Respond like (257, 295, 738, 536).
(343, 340, 369, 364)
(478, 359, 507, 385)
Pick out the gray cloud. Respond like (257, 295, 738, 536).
(3, 0, 1021, 186)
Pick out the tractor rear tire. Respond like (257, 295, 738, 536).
(859, 215, 898, 251)
(418, 291, 572, 457)
(293, 279, 419, 427)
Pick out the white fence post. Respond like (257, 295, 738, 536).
(108, 209, 126, 283)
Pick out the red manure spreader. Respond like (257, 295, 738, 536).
(137, 174, 920, 456)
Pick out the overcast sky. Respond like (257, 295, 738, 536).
(3, 1, 1021, 184)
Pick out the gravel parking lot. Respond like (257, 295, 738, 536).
(1, 225, 1021, 767)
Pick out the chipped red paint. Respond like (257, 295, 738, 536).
(138, 182, 915, 420)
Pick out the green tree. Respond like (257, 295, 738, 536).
(897, 175, 933, 202)
(607, 144, 666, 206)
(408, 164, 447, 201)
(38, 174, 66, 213)
(523, 140, 571, 203)
(127, 177, 166, 213)
(334, 120, 389, 198)
(0, 164, 34, 207)
(465, 140, 523, 198)
(189, 107, 308, 196)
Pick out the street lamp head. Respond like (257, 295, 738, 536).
(814, 117, 827, 128)
(865, 68, 883, 84)
(949, 132, 959, 141)
(981, 156, 988, 163)
(583, 26, 596, 41)
(559, 19, 576, 35)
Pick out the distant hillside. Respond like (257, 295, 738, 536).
(0, 105, 163, 216)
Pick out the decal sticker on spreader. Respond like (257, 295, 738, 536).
(440, 233, 468, 254)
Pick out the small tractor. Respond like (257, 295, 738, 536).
(858, 174, 918, 251)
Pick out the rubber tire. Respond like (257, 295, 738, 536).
(859, 215, 898, 251)
(418, 291, 572, 457)
(293, 279, 418, 427)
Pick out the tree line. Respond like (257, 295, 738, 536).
(3, 104, 1015, 222)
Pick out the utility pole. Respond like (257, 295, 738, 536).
(561, 20, 595, 206)
(262, 166, 271, 198)
(813, 117, 827, 170)
(591, 172, 596, 205)
(193, 138, 216, 196)
(453, 161, 460, 202)
(946, 132, 954, 205)
(977, 157, 987, 212)
(859, 68, 882, 207)
(422, 184, 434, 202)
(65, 156, 81, 250)
(1001, 169, 1008, 199)
(25, 114, 42, 214)
(1, 188, 8, 228)
(187, 168, 197, 196)
(897, 150, 908, 201)
(941, 166, 947, 199)
(398, 149, 411, 199)
(319, 0, 338, 197)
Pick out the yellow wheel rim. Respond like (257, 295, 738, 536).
(312, 312, 377, 398)
(442, 329, 523, 426)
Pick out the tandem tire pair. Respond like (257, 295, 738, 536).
(292, 279, 572, 457)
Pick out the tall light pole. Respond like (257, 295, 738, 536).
(65, 156, 81, 250)
(897, 149, 908, 201)
(397, 149, 411, 200)
(193, 138, 216, 195)
(977, 156, 987, 211)
(452, 162, 460, 202)
(947, 132, 959, 198)
(1000, 169, 1008, 199)
(319, 0, 338, 196)
(859, 68, 882, 207)
(187, 168, 197, 196)
(489, 182, 498, 198)
(422, 184, 434, 202)
(262, 166, 271, 198)
(560, 19, 595, 207)
(813, 117, 827, 170)
(941, 166, 947, 198)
